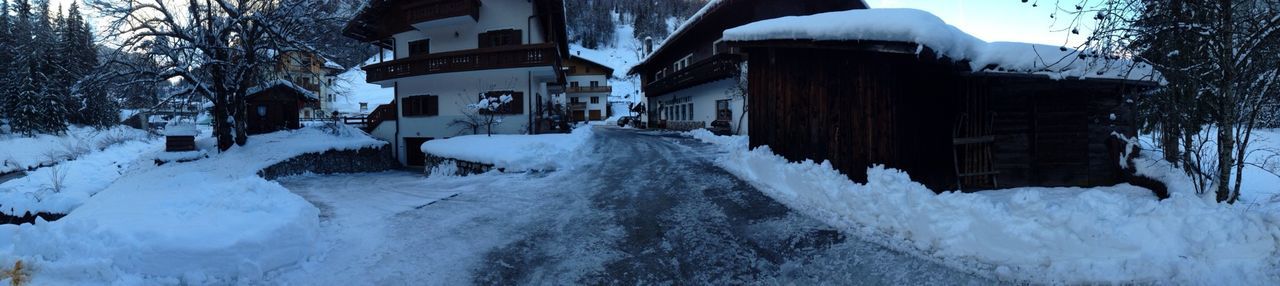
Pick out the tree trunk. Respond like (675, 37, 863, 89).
(1161, 121, 1180, 166)
(1214, 0, 1235, 203)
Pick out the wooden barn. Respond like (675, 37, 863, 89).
(722, 9, 1160, 191)
(246, 80, 319, 135)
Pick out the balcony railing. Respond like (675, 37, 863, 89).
(405, 0, 481, 25)
(566, 86, 612, 93)
(644, 53, 743, 96)
(364, 43, 559, 83)
(568, 102, 588, 110)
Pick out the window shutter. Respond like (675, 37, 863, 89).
(427, 95, 439, 116)
(510, 92, 524, 114)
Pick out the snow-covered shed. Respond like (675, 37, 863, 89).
(722, 9, 1161, 191)
(246, 80, 319, 135)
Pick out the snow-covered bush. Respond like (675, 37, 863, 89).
(0, 260, 30, 286)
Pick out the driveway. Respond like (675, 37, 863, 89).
(269, 127, 991, 285)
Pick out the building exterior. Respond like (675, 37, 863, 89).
(268, 50, 345, 118)
(722, 9, 1159, 191)
(628, 0, 868, 135)
(245, 81, 319, 135)
(343, 0, 569, 166)
(564, 54, 612, 122)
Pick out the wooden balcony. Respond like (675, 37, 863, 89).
(643, 53, 743, 96)
(566, 86, 612, 93)
(405, 0, 481, 25)
(364, 43, 560, 83)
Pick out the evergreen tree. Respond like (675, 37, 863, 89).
(64, 2, 113, 127)
(0, 0, 13, 123)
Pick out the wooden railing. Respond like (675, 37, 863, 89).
(566, 86, 612, 93)
(644, 53, 742, 96)
(364, 43, 559, 82)
(568, 102, 588, 110)
(405, 0, 481, 25)
(346, 103, 397, 131)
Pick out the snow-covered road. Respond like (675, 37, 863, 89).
(269, 127, 991, 284)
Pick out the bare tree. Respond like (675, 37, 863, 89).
(88, 0, 351, 151)
(1033, 0, 1280, 203)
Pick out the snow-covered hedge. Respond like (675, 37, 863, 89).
(686, 129, 1280, 284)
(420, 126, 595, 171)
(0, 126, 151, 174)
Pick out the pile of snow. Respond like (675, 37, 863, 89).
(421, 126, 595, 171)
(332, 55, 395, 115)
(0, 126, 151, 174)
(1, 127, 386, 284)
(686, 129, 1280, 284)
(163, 122, 198, 137)
(721, 8, 1159, 81)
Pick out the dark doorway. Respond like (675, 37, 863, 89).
(405, 137, 433, 167)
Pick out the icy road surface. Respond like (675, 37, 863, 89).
(270, 127, 992, 284)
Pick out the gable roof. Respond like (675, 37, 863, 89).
(568, 54, 614, 78)
(629, 0, 869, 75)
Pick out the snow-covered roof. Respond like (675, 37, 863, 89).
(722, 8, 1160, 82)
(568, 53, 615, 78)
(247, 79, 320, 100)
(323, 59, 344, 71)
(163, 122, 198, 137)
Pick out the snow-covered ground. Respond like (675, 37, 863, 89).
(0, 126, 386, 284)
(420, 125, 594, 171)
(685, 129, 1280, 284)
(0, 126, 152, 174)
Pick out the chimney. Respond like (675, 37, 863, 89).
(644, 36, 654, 55)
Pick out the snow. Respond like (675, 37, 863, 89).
(420, 125, 594, 171)
(162, 122, 198, 137)
(1, 127, 387, 284)
(722, 8, 1159, 81)
(636, 0, 726, 68)
(570, 17, 645, 104)
(247, 79, 320, 100)
(685, 129, 1280, 284)
(0, 126, 152, 174)
(331, 55, 395, 115)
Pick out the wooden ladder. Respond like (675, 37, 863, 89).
(952, 113, 999, 190)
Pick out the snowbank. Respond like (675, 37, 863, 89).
(2, 127, 386, 284)
(722, 8, 1159, 81)
(686, 129, 1280, 284)
(0, 138, 161, 216)
(421, 126, 595, 171)
(0, 126, 151, 174)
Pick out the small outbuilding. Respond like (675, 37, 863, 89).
(246, 80, 319, 135)
(722, 9, 1161, 191)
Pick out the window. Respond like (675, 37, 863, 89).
(408, 39, 430, 57)
(590, 97, 599, 104)
(570, 97, 581, 104)
(716, 100, 731, 121)
(479, 29, 522, 48)
(478, 91, 524, 115)
(673, 54, 693, 71)
(590, 81, 600, 87)
(569, 81, 580, 88)
(402, 95, 440, 117)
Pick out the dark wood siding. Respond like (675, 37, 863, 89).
(745, 46, 1139, 191)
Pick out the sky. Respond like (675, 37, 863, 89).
(865, 0, 1086, 46)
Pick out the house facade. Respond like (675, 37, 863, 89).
(628, 0, 868, 134)
(344, 0, 569, 166)
(268, 50, 345, 118)
(564, 54, 612, 122)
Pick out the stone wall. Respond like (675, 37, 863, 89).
(423, 154, 497, 177)
(258, 145, 401, 180)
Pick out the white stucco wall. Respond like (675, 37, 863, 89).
(393, 0, 545, 59)
(369, 119, 397, 142)
(392, 67, 556, 164)
(649, 79, 748, 134)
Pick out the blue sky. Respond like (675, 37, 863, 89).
(865, 0, 1084, 46)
